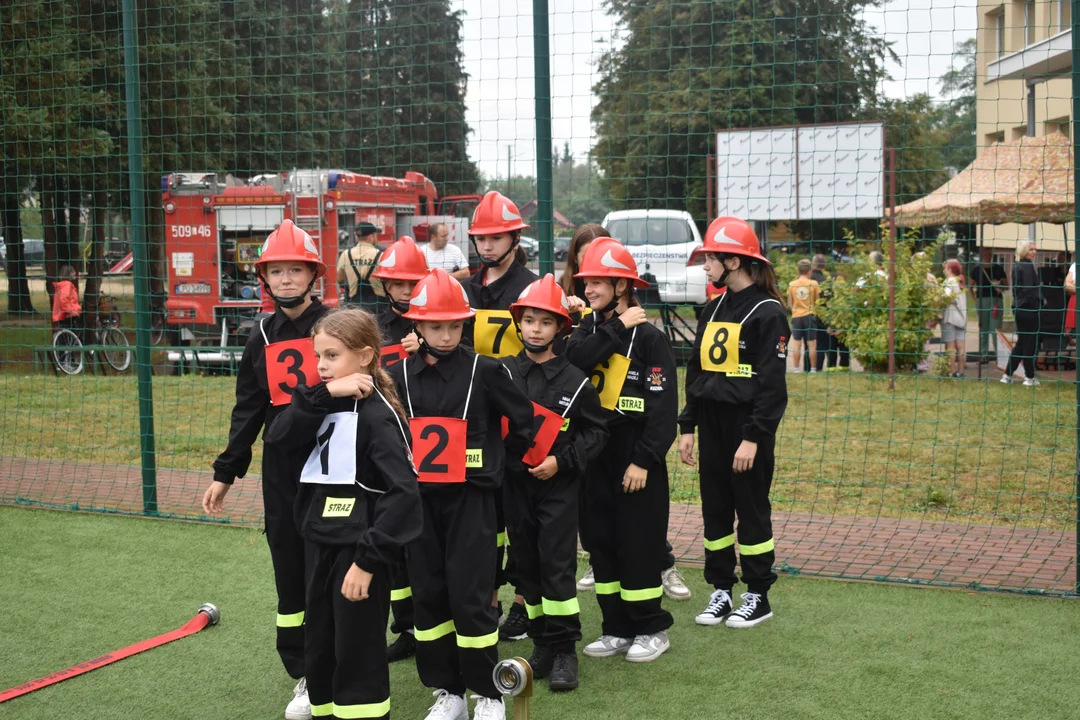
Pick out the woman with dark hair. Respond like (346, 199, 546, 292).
(560, 223, 610, 306)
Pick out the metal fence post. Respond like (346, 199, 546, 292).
(1072, 0, 1079, 594)
(122, 0, 158, 514)
(533, 0, 554, 278)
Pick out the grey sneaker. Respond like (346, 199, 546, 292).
(625, 631, 670, 663)
(583, 635, 632, 658)
(661, 566, 691, 601)
(576, 566, 595, 592)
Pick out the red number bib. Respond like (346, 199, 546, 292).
(410, 417, 468, 483)
(265, 337, 317, 406)
(380, 343, 407, 368)
(501, 402, 565, 467)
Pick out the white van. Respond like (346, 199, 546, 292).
(601, 209, 708, 304)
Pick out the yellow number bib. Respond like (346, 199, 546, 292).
(700, 321, 742, 374)
(589, 353, 631, 411)
(473, 309, 523, 358)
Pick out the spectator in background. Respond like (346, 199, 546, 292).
(560, 223, 609, 314)
(336, 222, 383, 306)
(1064, 262, 1076, 335)
(855, 250, 888, 289)
(942, 259, 968, 378)
(786, 259, 820, 373)
(1002, 240, 1042, 386)
(52, 265, 82, 329)
(420, 222, 470, 281)
(823, 269, 851, 371)
(805, 254, 829, 371)
(969, 249, 1007, 362)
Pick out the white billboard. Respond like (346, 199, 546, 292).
(716, 122, 884, 221)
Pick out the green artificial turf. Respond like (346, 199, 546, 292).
(0, 506, 1077, 720)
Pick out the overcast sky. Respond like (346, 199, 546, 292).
(458, 0, 980, 179)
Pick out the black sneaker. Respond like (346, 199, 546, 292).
(499, 602, 529, 641)
(725, 591, 773, 628)
(527, 644, 555, 679)
(386, 631, 416, 662)
(548, 652, 579, 691)
(694, 588, 733, 626)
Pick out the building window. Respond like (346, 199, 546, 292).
(1059, 0, 1072, 31)
(1025, 0, 1036, 45)
(986, 131, 1006, 146)
(993, 7, 1006, 57)
(1046, 117, 1071, 138)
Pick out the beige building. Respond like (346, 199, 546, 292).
(978, 0, 1073, 253)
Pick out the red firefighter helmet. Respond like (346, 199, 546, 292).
(402, 268, 475, 322)
(372, 235, 429, 281)
(689, 216, 770, 265)
(255, 219, 326, 278)
(467, 191, 530, 236)
(574, 237, 650, 289)
(509, 273, 572, 324)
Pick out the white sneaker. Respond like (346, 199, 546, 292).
(583, 635, 632, 658)
(694, 588, 733, 626)
(1023, 378, 1040, 387)
(625, 631, 670, 663)
(1000, 375, 1012, 384)
(284, 678, 312, 720)
(470, 695, 505, 720)
(661, 566, 692, 601)
(576, 566, 595, 592)
(425, 690, 468, 720)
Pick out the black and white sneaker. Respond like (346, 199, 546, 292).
(499, 602, 529, 641)
(694, 588, 733, 626)
(725, 592, 773, 628)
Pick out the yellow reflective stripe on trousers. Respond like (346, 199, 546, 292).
(496, 532, 507, 548)
(704, 533, 736, 552)
(334, 699, 391, 718)
(594, 580, 622, 595)
(525, 602, 544, 620)
(739, 538, 775, 555)
(620, 586, 663, 602)
(542, 597, 581, 616)
(311, 703, 333, 717)
(414, 619, 456, 642)
(456, 630, 499, 649)
(276, 610, 305, 628)
(390, 586, 412, 601)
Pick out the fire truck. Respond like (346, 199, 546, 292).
(161, 169, 456, 344)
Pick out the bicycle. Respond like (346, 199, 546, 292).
(51, 295, 132, 376)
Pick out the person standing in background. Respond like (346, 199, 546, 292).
(805, 254, 828, 371)
(421, 223, 471, 281)
(969, 249, 1007, 363)
(1002, 241, 1042, 386)
(786, 259, 819, 373)
(337, 223, 384, 307)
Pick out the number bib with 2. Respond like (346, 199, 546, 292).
(590, 354, 631, 411)
(265, 337, 318, 406)
(299, 411, 359, 485)
(473, 309, 523, 358)
(410, 417, 468, 483)
(700, 322, 742, 374)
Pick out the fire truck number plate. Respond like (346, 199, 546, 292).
(175, 283, 212, 294)
(170, 225, 212, 238)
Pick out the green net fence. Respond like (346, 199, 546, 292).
(1, 0, 1077, 597)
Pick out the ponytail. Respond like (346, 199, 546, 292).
(373, 365, 409, 425)
(749, 262, 786, 308)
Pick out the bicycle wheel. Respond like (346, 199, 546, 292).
(100, 327, 132, 373)
(52, 329, 84, 376)
(150, 311, 165, 345)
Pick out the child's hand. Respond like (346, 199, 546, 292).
(402, 332, 421, 354)
(567, 296, 587, 314)
(342, 563, 373, 602)
(326, 373, 373, 399)
(618, 306, 647, 329)
(202, 481, 231, 515)
(528, 456, 559, 481)
(733, 440, 758, 473)
(622, 463, 648, 493)
(678, 433, 696, 466)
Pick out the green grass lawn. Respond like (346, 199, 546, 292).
(1, 370, 1075, 530)
(0, 507, 1078, 720)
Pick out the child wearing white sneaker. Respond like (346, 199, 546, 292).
(677, 218, 790, 630)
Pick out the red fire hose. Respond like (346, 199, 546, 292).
(0, 603, 220, 705)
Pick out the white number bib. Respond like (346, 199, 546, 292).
(300, 410, 358, 485)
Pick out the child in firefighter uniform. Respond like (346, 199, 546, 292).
(202, 219, 329, 719)
(263, 308, 422, 720)
(678, 217, 789, 629)
(565, 238, 678, 663)
(388, 268, 534, 720)
(462, 191, 539, 641)
(501, 274, 608, 691)
(370, 234, 429, 662)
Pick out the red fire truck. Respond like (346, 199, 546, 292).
(161, 169, 443, 343)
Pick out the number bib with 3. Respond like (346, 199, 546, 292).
(265, 337, 318, 406)
(700, 322, 742, 374)
(299, 411, 359, 485)
(473, 309, 523, 358)
(410, 417, 468, 483)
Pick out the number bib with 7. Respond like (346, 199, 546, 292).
(500, 402, 565, 467)
(473, 309, 523, 358)
(265, 337, 318, 406)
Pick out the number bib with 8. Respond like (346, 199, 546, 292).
(699, 296, 781, 377)
(473, 309, 524, 358)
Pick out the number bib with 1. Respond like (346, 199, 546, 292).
(404, 354, 481, 483)
(299, 410, 358, 485)
(589, 327, 636, 411)
(262, 319, 318, 406)
(699, 296, 781, 378)
(473, 309, 523, 358)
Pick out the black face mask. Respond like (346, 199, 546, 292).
(598, 279, 621, 316)
(391, 298, 411, 314)
(472, 236, 519, 269)
(417, 334, 459, 360)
